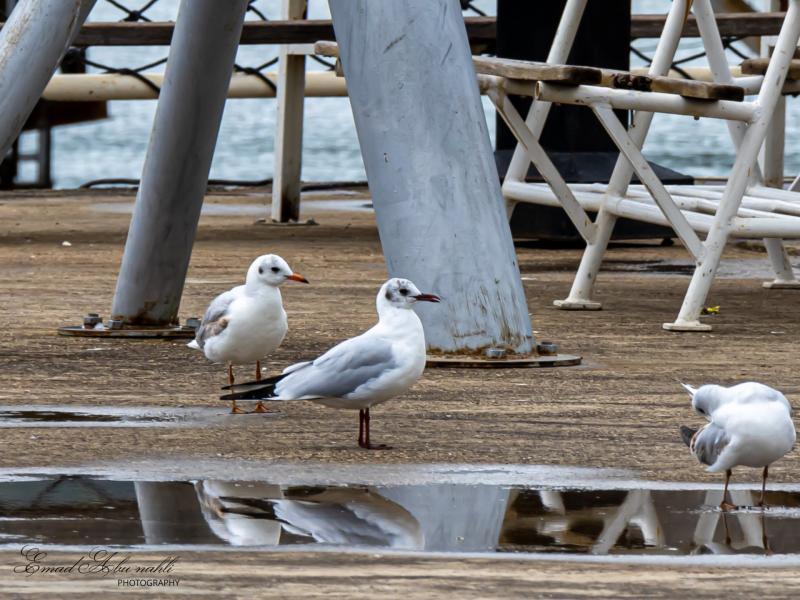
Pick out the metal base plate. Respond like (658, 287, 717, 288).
(58, 325, 196, 339)
(255, 218, 319, 227)
(763, 280, 800, 289)
(662, 322, 713, 332)
(426, 354, 581, 369)
(553, 299, 602, 311)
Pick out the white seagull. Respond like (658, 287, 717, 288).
(221, 277, 440, 449)
(188, 254, 308, 413)
(679, 382, 796, 510)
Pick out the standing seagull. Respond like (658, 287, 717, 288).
(679, 382, 796, 510)
(221, 278, 440, 449)
(188, 254, 308, 413)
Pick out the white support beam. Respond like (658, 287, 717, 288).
(271, 0, 307, 223)
(490, 88, 596, 244)
(591, 105, 704, 259)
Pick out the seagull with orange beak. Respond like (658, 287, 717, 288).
(188, 254, 308, 413)
(221, 278, 440, 448)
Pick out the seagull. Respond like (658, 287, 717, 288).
(220, 277, 440, 449)
(188, 254, 308, 413)
(679, 382, 796, 510)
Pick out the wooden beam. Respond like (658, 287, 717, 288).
(741, 56, 800, 79)
(631, 11, 786, 38)
(37, 16, 496, 47)
(603, 70, 745, 101)
(473, 56, 603, 85)
(0, 12, 784, 47)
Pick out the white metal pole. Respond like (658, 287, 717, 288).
(0, 0, 96, 158)
(110, 0, 249, 325)
(329, 0, 534, 355)
(503, 0, 588, 190)
(271, 0, 307, 223)
(666, 0, 800, 330)
(697, 0, 796, 287)
(555, 0, 690, 310)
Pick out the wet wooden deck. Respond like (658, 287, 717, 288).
(1, 188, 799, 596)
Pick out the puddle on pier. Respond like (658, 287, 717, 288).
(1, 477, 799, 557)
(0, 407, 226, 428)
(599, 258, 787, 279)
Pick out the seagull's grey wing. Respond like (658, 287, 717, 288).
(690, 422, 731, 468)
(277, 334, 397, 399)
(194, 289, 238, 349)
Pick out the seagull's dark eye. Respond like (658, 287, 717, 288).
(399, 288, 409, 296)
(258, 267, 263, 274)
(271, 267, 280, 273)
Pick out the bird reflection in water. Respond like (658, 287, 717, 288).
(195, 481, 423, 549)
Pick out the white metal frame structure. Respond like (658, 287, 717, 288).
(490, 0, 800, 331)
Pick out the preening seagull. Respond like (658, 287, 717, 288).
(188, 254, 308, 413)
(220, 277, 440, 449)
(679, 382, 796, 510)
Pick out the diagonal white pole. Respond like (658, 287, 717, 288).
(329, 0, 534, 354)
(110, 0, 249, 325)
(0, 0, 96, 157)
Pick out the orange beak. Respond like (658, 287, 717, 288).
(287, 273, 309, 283)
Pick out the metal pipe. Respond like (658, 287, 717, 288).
(110, 0, 249, 325)
(40, 71, 347, 101)
(503, 180, 800, 239)
(536, 83, 758, 123)
(0, 0, 96, 158)
(329, 0, 534, 355)
(694, 0, 753, 151)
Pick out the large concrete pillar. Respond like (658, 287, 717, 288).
(0, 0, 96, 158)
(110, 0, 249, 325)
(329, 0, 534, 355)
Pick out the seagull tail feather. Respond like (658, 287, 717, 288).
(187, 339, 200, 350)
(220, 374, 286, 401)
(220, 372, 287, 392)
(679, 381, 698, 397)
(679, 425, 697, 447)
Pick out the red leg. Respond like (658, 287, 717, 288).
(359, 408, 390, 450)
(228, 363, 244, 414)
(255, 360, 262, 381)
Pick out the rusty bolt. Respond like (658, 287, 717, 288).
(186, 317, 201, 330)
(83, 313, 102, 329)
(107, 319, 123, 330)
(536, 341, 558, 356)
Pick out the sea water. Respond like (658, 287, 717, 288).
(22, 0, 795, 189)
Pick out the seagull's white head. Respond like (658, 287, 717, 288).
(377, 278, 440, 311)
(246, 254, 309, 288)
(688, 384, 725, 419)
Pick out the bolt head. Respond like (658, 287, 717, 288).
(485, 347, 507, 359)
